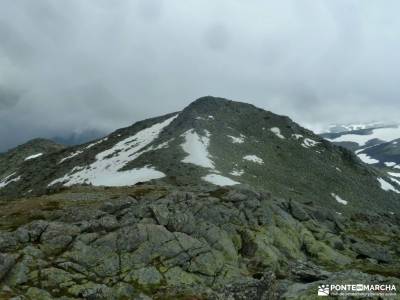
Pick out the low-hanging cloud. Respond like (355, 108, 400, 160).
(0, 0, 399, 151)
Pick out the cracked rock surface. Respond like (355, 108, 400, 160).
(0, 184, 399, 299)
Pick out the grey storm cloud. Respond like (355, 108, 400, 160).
(0, 0, 400, 151)
(0, 87, 21, 110)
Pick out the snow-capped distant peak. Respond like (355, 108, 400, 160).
(326, 121, 397, 133)
(326, 125, 400, 147)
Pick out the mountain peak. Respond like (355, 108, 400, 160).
(185, 96, 258, 113)
(1, 97, 399, 215)
(19, 138, 63, 148)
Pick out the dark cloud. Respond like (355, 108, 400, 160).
(0, 1, 399, 151)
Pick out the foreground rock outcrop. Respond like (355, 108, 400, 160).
(0, 184, 399, 299)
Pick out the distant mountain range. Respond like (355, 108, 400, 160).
(321, 122, 400, 186)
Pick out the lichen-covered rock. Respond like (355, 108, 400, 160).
(0, 253, 15, 281)
(26, 287, 53, 300)
(0, 184, 399, 299)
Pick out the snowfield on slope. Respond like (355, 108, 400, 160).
(202, 174, 239, 186)
(49, 115, 178, 187)
(181, 129, 215, 169)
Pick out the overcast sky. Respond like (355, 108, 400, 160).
(1, 1, 399, 151)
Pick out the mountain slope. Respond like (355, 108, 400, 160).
(1, 97, 399, 214)
(0, 138, 64, 181)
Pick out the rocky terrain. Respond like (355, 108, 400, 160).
(1, 97, 400, 299)
(0, 184, 399, 299)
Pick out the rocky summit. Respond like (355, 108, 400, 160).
(0, 97, 400, 299)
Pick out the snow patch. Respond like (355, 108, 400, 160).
(49, 115, 178, 187)
(230, 169, 244, 176)
(270, 127, 285, 139)
(202, 174, 239, 186)
(243, 155, 264, 164)
(195, 115, 215, 121)
(388, 172, 400, 178)
(331, 193, 348, 205)
(228, 134, 245, 144)
(302, 138, 320, 148)
(390, 177, 400, 186)
(292, 134, 303, 140)
(385, 162, 397, 167)
(59, 150, 84, 164)
(25, 153, 43, 161)
(86, 137, 108, 149)
(181, 129, 214, 169)
(0, 173, 21, 189)
(378, 177, 400, 194)
(357, 153, 379, 164)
